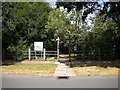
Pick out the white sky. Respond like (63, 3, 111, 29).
(45, 0, 56, 7)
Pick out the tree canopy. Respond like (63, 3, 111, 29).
(2, 2, 51, 52)
(56, 1, 120, 29)
(2, 1, 120, 60)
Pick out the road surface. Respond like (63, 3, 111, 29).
(2, 75, 118, 88)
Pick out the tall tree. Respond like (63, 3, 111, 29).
(45, 8, 89, 52)
(86, 14, 119, 60)
(2, 2, 51, 59)
(45, 8, 71, 52)
(2, 2, 51, 52)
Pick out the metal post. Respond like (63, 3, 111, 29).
(43, 48, 46, 61)
(28, 48, 31, 60)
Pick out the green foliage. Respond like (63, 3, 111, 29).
(45, 8, 71, 51)
(2, 2, 51, 60)
(2, 2, 120, 60)
(45, 9, 69, 37)
(84, 14, 120, 59)
(56, 1, 120, 29)
(45, 8, 87, 52)
(56, 1, 87, 12)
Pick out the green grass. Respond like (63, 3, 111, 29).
(0, 63, 57, 76)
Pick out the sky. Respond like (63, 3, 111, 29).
(46, 0, 56, 7)
(98, 0, 109, 7)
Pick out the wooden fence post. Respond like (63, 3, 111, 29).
(35, 51, 37, 60)
(43, 48, 46, 61)
(28, 48, 31, 60)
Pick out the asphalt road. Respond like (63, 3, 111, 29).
(2, 75, 118, 88)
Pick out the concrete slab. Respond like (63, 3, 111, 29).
(54, 63, 76, 77)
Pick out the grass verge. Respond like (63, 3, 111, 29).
(72, 60, 120, 76)
(0, 63, 57, 76)
(73, 66, 119, 76)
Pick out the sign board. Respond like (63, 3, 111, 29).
(34, 42, 43, 51)
(74, 46, 77, 51)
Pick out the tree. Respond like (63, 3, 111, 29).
(99, 2, 120, 28)
(56, 0, 120, 60)
(45, 7, 90, 53)
(85, 14, 119, 60)
(2, 2, 51, 59)
(45, 8, 71, 52)
(56, 1, 120, 29)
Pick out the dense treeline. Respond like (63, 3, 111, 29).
(2, 2, 120, 60)
(2, 2, 52, 52)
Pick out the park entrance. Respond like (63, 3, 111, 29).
(58, 35, 114, 62)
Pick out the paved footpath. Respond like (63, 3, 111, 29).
(54, 63, 76, 77)
(54, 54, 76, 77)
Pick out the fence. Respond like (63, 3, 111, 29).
(3, 49, 114, 61)
(22, 48, 57, 60)
(71, 49, 114, 60)
(3, 49, 57, 60)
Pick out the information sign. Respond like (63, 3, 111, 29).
(34, 42, 43, 51)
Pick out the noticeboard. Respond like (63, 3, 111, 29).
(34, 42, 43, 51)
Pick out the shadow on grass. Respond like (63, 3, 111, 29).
(2, 58, 57, 66)
(2, 59, 24, 66)
(64, 60, 120, 68)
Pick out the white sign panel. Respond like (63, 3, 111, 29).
(34, 42, 43, 51)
